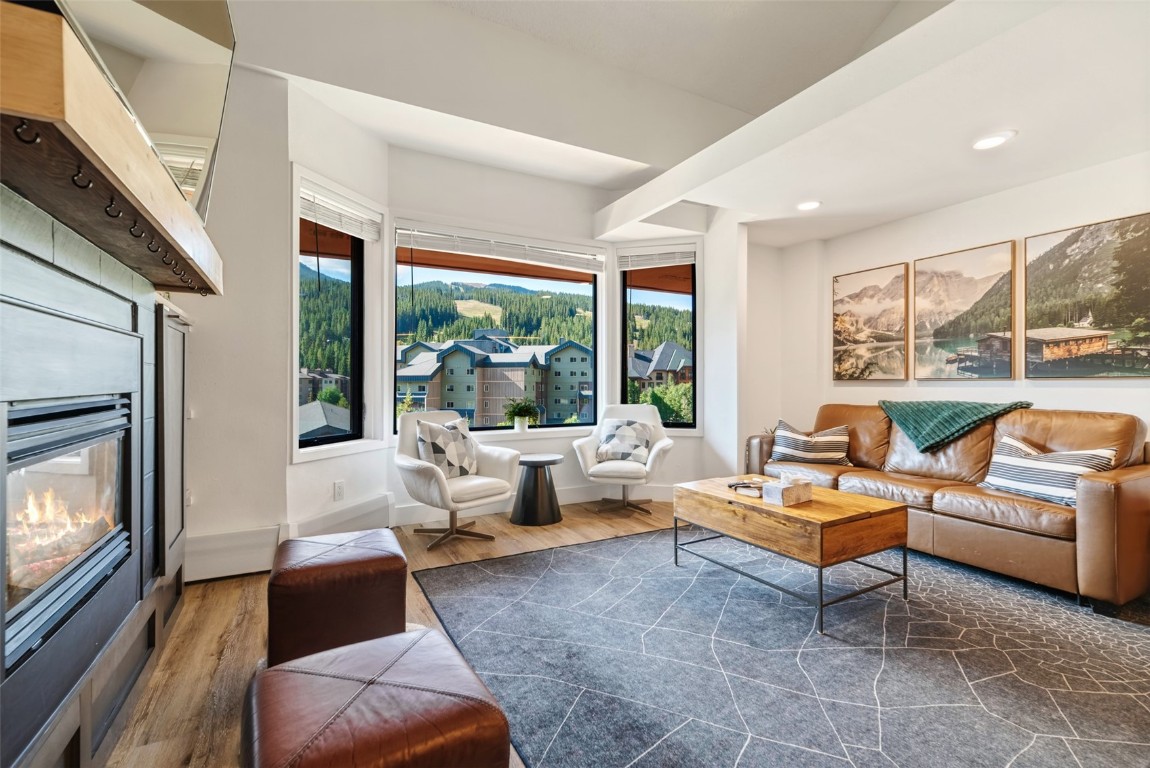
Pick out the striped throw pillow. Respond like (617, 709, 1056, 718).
(769, 420, 852, 466)
(978, 434, 1116, 507)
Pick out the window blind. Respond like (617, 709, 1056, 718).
(300, 181, 382, 242)
(395, 224, 605, 274)
(616, 242, 697, 271)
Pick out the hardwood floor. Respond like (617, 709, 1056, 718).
(106, 501, 675, 768)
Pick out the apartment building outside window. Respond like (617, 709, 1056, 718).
(395, 224, 603, 429)
(619, 243, 697, 429)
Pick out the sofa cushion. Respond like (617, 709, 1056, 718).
(882, 421, 996, 484)
(838, 471, 960, 510)
(994, 409, 1146, 469)
(933, 485, 1076, 540)
(979, 434, 1116, 507)
(760, 462, 858, 489)
(769, 419, 851, 465)
(814, 404, 891, 469)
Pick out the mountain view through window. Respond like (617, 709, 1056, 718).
(395, 249, 596, 429)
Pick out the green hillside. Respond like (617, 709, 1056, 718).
(932, 272, 1012, 339)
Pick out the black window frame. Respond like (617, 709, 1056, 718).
(620, 262, 697, 429)
(299, 233, 365, 449)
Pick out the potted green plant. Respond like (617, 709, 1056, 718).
(504, 397, 539, 432)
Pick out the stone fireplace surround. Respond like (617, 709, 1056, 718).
(1, 186, 183, 768)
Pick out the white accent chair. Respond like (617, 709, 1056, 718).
(573, 404, 674, 514)
(395, 410, 520, 549)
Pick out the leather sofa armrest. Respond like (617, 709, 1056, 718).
(1076, 463, 1150, 605)
(745, 433, 775, 474)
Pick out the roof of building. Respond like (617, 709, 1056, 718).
(1025, 328, 1112, 342)
(298, 400, 351, 438)
(627, 341, 693, 380)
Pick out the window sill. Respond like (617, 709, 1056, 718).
(293, 438, 389, 464)
(666, 427, 703, 438)
(469, 426, 594, 443)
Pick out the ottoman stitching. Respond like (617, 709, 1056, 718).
(278, 630, 430, 768)
(274, 545, 338, 572)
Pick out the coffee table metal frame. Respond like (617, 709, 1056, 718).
(674, 520, 908, 635)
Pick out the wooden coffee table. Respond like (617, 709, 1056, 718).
(673, 475, 908, 633)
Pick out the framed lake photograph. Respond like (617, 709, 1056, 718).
(832, 263, 907, 380)
(1025, 212, 1150, 378)
(914, 242, 1014, 380)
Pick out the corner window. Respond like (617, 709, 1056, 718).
(395, 225, 598, 429)
(621, 256, 696, 428)
(298, 218, 364, 447)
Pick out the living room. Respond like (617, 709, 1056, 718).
(1, 1, 1148, 767)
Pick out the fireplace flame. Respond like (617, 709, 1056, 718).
(9, 488, 115, 593)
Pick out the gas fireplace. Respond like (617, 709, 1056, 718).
(4, 398, 131, 669)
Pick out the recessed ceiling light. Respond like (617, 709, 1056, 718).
(796, 200, 821, 211)
(973, 130, 1018, 150)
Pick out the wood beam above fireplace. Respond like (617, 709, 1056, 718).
(0, 3, 223, 295)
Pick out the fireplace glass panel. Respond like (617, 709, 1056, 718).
(6, 436, 124, 611)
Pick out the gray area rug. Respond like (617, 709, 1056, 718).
(414, 527, 1150, 768)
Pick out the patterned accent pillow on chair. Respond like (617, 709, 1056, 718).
(769, 419, 852, 466)
(416, 418, 478, 478)
(596, 419, 652, 464)
(978, 434, 1116, 506)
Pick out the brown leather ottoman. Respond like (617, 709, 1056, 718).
(243, 629, 510, 768)
(268, 529, 407, 666)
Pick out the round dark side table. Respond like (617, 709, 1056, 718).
(510, 453, 564, 526)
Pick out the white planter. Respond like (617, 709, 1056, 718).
(514, 416, 529, 433)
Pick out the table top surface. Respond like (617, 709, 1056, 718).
(519, 452, 565, 466)
(675, 475, 906, 528)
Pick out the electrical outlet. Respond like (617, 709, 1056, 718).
(333, 480, 345, 502)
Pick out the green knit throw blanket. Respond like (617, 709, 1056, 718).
(879, 400, 1032, 453)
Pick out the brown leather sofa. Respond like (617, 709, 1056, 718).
(746, 404, 1150, 607)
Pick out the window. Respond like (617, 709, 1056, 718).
(446, 401, 454, 407)
(620, 246, 696, 428)
(448, 368, 454, 375)
(554, 371, 562, 377)
(581, 356, 587, 362)
(298, 217, 364, 448)
(446, 384, 455, 392)
(555, 385, 561, 391)
(554, 398, 560, 404)
(417, 385, 426, 392)
(569, 384, 575, 390)
(395, 224, 600, 429)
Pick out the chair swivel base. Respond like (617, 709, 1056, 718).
(592, 486, 652, 515)
(413, 519, 495, 550)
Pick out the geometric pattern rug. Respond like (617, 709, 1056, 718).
(414, 527, 1150, 768)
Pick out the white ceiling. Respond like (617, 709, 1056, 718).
(242, 0, 1149, 248)
(442, 1, 943, 117)
(291, 78, 655, 190)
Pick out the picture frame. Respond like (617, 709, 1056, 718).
(914, 241, 1014, 380)
(832, 262, 908, 380)
(1024, 212, 1150, 379)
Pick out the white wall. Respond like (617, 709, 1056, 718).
(776, 152, 1150, 429)
(743, 243, 783, 445)
(181, 67, 291, 579)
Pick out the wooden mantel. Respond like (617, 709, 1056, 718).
(0, 2, 223, 295)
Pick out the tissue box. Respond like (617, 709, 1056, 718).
(760, 479, 812, 506)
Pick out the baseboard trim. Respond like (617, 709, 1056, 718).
(185, 526, 280, 582)
(280, 493, 393, 541)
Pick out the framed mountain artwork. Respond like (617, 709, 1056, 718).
(832, 263, 908, 380)
(914, 242, 1014, 380)
(1025, 212, 1150, 378)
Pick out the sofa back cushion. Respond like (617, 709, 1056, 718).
(994, 409, 1146, 468)
(814, 404, 891, 469)
(882, 421, 996, 483)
